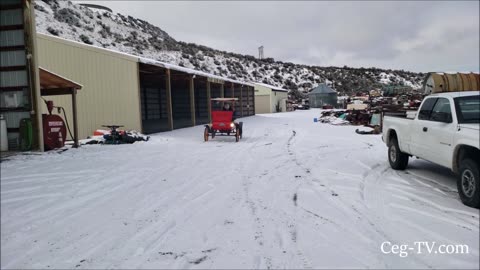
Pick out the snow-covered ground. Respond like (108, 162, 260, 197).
(1, 110, 478, 269)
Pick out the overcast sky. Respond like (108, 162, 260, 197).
(78, 1, 479, 72)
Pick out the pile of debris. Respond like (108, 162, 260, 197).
(81, 128, 150, 145)
(318, 110, 350, 125)
(319, 90, 425, 135)
(318, 108, 384, 135)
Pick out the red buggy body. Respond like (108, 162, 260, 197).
(204, 98, 243, 142)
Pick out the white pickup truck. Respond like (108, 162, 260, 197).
(382, 91, 480, 208)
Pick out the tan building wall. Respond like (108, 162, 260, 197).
(255, 95, 271, 114)
(254, 84, 271, 114)
(36, 34, 141, 139)
(254, 83, 288, 113)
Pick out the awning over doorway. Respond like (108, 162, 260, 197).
(39, 67, 82, 148)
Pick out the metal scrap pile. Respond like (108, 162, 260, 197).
(318, 110, 350, 125)
(318, 108, 384, 135)
(319, 109, 377, 126)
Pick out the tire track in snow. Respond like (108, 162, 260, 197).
(284, 127, 396, 268)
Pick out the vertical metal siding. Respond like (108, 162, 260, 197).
(0, 9, 23, 26)
(0, 30, 25, 46)
(0, 50, 27, 66)
(1, 0, 22, 4)
(0, 70, 28, 87)
(36, 35, 141, 140)
(272, 91, 287, 112)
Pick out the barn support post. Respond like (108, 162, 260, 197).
(206, 80, 211, 123)
(220, 84, 224, 98)
(252, 86, 255, 115)
(165, 69, 173, 130)
(71, 88, 79, 148)
(190, 75, 196, 126)
(135, 63, 144, 133)
(231, 82, 234, 98)
(240, 85, 244, 117)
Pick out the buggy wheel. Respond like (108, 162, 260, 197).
(204, 127, 209, 142)
(212, 130, 216, 139)
(235, 129, 240, 142)
(239, 122, 243, 139)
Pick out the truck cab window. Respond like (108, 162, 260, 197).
(455, 96, 480, 124)
(418, 98, 438, 120)
(430, 98, 452, 123)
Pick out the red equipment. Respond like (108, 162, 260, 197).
(42, 100, 67, 150)
(211, 111, 234, 130)
(204, 98, 243, 142)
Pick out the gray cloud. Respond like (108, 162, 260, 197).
(78, 0, 479, 72)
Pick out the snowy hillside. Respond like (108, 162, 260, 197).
(34, 0, 425, 96)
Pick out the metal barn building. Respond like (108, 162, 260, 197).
(254, 83, 288, 114)
(1, 0, 43, 151)
(36, 33, 255, 140)
(308, 83, 338, 108)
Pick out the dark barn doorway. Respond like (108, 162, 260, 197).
(139, 64, 169, 134)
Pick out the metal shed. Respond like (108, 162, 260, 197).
(254, 83, 288, 114)
(308, 83, 338, 108)
(1, 0, 42, 151)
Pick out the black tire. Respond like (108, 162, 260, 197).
(204, 127, 209, 142)
(457, 159, 480, 208)
(388, 137, 409, 170)
(212, 130, 216, 139)
(235, 129, 240, 142)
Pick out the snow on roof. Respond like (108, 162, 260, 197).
(139, 58, 254, 87)
(253, 82, 288, 92)
(38, 33, 254, 87)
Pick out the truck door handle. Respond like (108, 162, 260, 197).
(423, 127, 428, 132)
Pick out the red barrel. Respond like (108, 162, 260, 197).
(42, 114, 67, 150)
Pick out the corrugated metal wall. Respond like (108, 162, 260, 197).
(36, 34, 141, 139)
(0, 0, 34, 151)
(271, 91, 288, 112)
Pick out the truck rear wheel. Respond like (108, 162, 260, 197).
(388, 137, 409, 170)
(458, 159, 479, 208)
